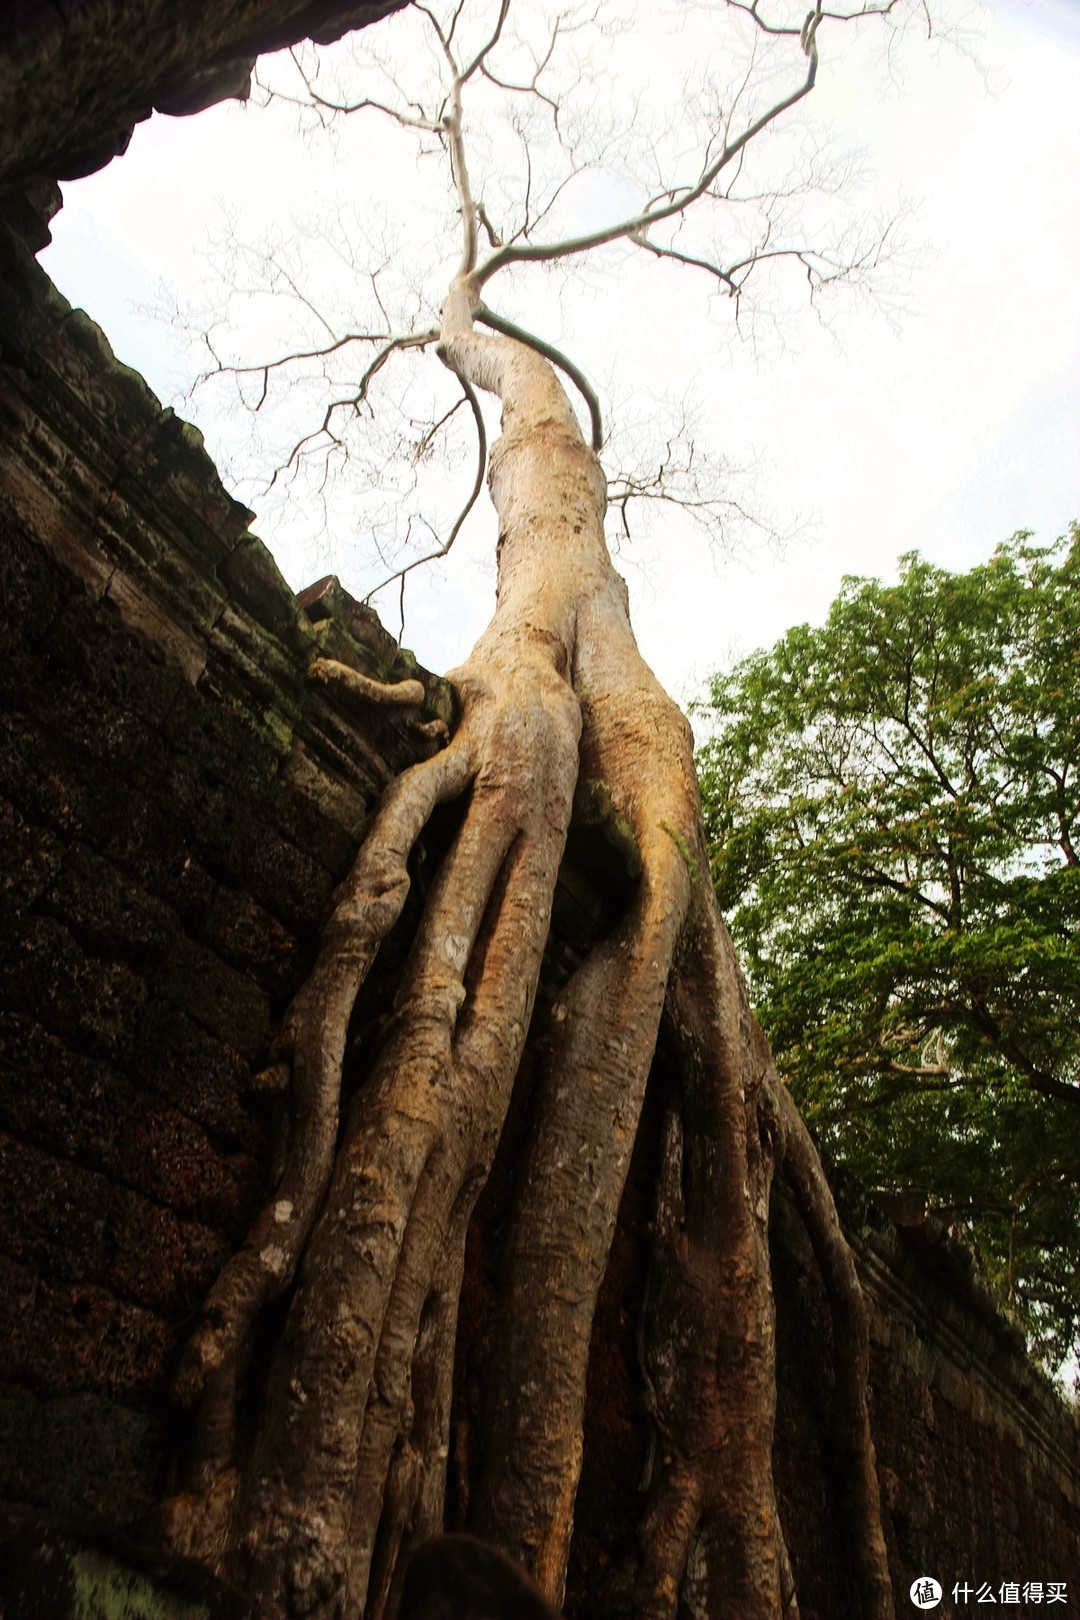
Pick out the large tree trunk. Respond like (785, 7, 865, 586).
(159, 274, 894, 1620)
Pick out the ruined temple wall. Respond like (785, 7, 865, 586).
(0, 213, 452, 1533)
(771, 1189, 1078, 1620)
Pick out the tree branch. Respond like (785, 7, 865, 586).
(474, 21, 823, 286)
(362, 364, 488, 626)
(265, 329, 439, 490)
(475, 301, 603, 449)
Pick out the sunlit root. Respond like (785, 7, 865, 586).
(472, 588, 700, 1601)
(308, 655, 427, 709)
(167, 740, 474, 1526)
(222, 650, 583, 1616)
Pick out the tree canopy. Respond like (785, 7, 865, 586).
(167, 0, 920, 629)
(696, 529, 1080, 1369)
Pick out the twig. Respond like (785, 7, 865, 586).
(362, 367, 488, 615)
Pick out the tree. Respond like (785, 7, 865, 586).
(696, 532, 1080, 1371)
(153, 3, 940, 1615)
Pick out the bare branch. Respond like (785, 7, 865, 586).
(629, 228, 739, 295)
(460, 0, 512, 84)
(477, 201, 503, 247)
(476, 301, 603, 449)
(362, 365, 488, 619)
(266, 329, 438, 490)
(723, 0, 902, 33)
(266, 49, 445, 129)
(195, 326, 436, 394)
(475, 11, 823, 286)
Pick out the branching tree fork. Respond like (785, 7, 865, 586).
(158, 2, 922, 1614)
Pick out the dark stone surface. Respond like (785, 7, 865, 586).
(0, 1, 406, 190)
(0, 1509, 255, 1619)
(0, 206, 454, 1557)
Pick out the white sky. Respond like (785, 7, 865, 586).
(40, 0, 1079, 709)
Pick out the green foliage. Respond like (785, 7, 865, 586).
(696, 530, 1080, 1369)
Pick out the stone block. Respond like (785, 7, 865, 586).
(41, 594, 186, 726)
(153, 934, 269, 1057)
(0, 796, 65, 932)
(0, 225, 73, 351)
(203, 885, 304, 1001)
(269, 777, 358, 881)
(102, 798, 216, 936)
(101, 566, 211, 688)
(105, 1187, 229, 1314)
(133, 999, 260, 1150)
(46, 843, 178, 969)
(218, 534, 318, 660)
(0, 1387, 162, 1527)
(113, 406, 253, 568)
(21, 1277, 173, 1402)
(202, 599, 306, 724)
(169, 767, 333, 935)
(33, 310, 163, 461)
(0, 504, 75, 642)
(0, 711, 118, 847)
(281, 733, 377, 843)
(0, 914, 147, 1065)
(0, 1012, 133, 1173)
(0, 1132, 111, 1284)
(162, 681, 280, 800)
(116, 1092, 264, 1236)
(0, 1253, 37, 1380)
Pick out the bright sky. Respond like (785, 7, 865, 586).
(40, 0, 1079, 710)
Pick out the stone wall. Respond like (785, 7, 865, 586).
(771, 1188, 1078, 1620)
(0, 190, 1076, 1620)
(0, 210, 452, 1549)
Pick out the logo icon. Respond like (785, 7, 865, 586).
(910, 1577, 942, 1609)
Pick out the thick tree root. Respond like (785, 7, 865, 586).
(161, 742, 473, 1549)
(472, 670, 699, 1598)
(307, 657, 426, 710)
(196, 645, 584, 1616)
(633, 892, 787, 1620)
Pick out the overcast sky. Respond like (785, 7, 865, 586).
(41, 0, 1079, 707)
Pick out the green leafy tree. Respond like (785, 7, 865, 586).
(696, 530, 1080, 1368)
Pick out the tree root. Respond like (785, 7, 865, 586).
(632, 904, 893, 1619)
(161, 739, 474, 1556)
(164, 634, 583, 1614)
(308, 657, 427, 711)
(775, 1085, 895, 1620)
(633, 892, 787, 1620)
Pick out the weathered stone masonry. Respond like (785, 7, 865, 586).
(0, 210, 452, 1551)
